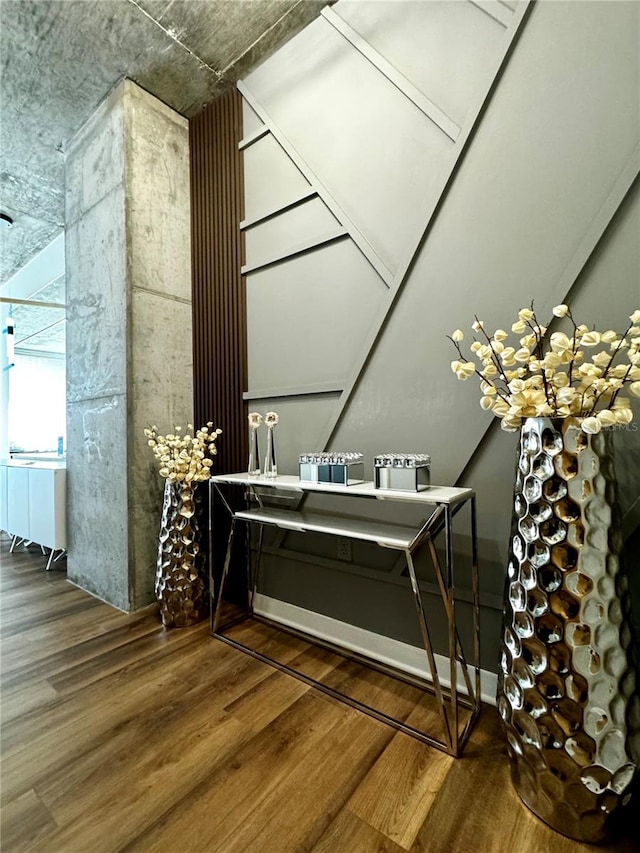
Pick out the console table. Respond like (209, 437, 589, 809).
(209, 473, 480, 757)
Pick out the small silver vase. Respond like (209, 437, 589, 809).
(264, 426, 277, 478)
(248, 428, 260, 475)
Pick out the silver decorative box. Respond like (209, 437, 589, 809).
(374, 454, 431, 491)
(299, 452, 365, 486)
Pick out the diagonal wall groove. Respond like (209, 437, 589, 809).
(274, 1, 532, 458)
(235, 0, 640, 668)
(321, 6, 460, 141)
(239, 82, 394, 287)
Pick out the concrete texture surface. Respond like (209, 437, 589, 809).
(65, 80, 192, 611)
(66, 394, 130, 610)
(0, 0, 332, 282)
(65, 186, 128, 403)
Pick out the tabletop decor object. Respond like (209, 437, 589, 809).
(248, 411, 262, 475)
(264, 411, 279, 478)
(299, 451, 364, 485)
(449, 304, 640, 842)
(145, 422, 222, 628)
(374, 453, 431, 491)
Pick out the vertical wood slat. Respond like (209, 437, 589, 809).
(190, 88, 247, 477)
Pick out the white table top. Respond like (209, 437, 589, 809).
(210, 472, 473, 506)
(4, 459, 66, 470)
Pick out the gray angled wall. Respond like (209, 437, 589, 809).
(237, 0, 640, 671)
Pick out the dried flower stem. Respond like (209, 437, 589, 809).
(447, 335, 510, 404)
(449, 303, 640, 434)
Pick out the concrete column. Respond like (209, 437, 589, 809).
(65, 79, 193, 610)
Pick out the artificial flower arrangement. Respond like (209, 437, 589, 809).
(248, 411, 279, 429)
(449, 304, 640, 433)
(144, 422, 222, 482)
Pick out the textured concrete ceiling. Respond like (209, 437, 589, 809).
(11, 274, 66, 354)
(0, 0, 331, 285)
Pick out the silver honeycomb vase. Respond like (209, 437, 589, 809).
(155, 480, 206, 628)
(498, 417, 638, 843)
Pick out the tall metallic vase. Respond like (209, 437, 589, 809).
(155, 480, 206, 628)
(498, 417, 638, 843)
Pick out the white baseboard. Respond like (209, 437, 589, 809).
(254, 593, 497, 706)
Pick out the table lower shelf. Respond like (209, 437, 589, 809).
(234, 506, 419, 550)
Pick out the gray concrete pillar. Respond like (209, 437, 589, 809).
(65, 79, 193, 610)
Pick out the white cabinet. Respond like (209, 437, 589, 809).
(0, 463, 8, 533)
(2, 462, 66, 552)
(7, 466, 30, 540)
(28, 467, 66, 550)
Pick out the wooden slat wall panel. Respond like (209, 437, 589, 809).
(190, 87, 247, 477)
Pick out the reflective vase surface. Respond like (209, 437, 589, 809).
(264, 426, 277, 478)
(155, 480, 206, 628)
(498, 417, 638, 843)
(248, 428, 260, 476)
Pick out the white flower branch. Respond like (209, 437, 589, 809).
(449, 304, 640, 433)
(144, 422, 222, 483)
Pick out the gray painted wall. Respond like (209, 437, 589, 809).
(238, 0, 640, 671)
(65, 80, 193, 611)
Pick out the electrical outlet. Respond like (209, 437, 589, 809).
(337, 537, 352, 562)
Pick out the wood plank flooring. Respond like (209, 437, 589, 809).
(1, 535, 638, 853)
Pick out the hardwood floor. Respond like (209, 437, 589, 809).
(1, 535, 638, 853)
